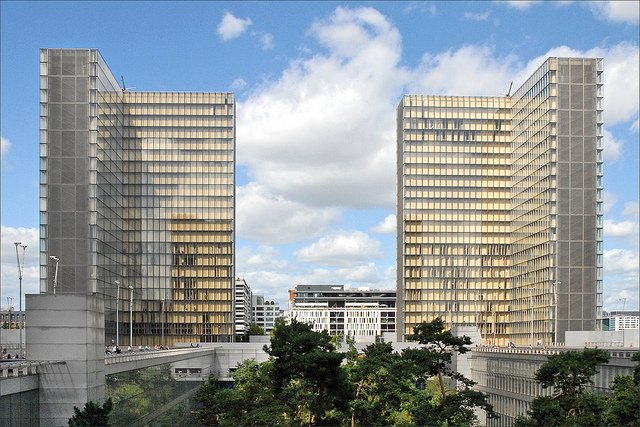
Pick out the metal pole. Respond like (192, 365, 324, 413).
(114, 280, 120, 347)
(553, 281, 561, 346)
(15, 242, 25, 358)
(50, 256, 59, 295)
(129, 285, 133, 346)
(161, 298, 165, 344)
(530, 286, 534, 347)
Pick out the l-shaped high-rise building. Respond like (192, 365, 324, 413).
(397, 57, 604, 346)
(39, 48, 236, 345)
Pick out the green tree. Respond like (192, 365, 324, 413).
(68, 399, 113, 426)
(514, 348, 611, 427)
(108, 383, 150, 423)
(265, 319, 354, 425)
(194, 376, 243, 426)
(534, 348, 610, 398)
(194, 361, 292, 426)
(603, 352, 640, 427)
(349, 342, 416, 427)
(404, 318, 497, 426)
(247, 323, 265, 336)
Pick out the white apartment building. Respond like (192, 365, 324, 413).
(289, 285, 396, 343)
(234, 278, 252, 336)
(252, 295, 281, 334)
(604, 311, 640, 331)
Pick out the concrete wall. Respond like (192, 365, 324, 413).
(565, 330, 639, 347)
(26, 294, 105, 426)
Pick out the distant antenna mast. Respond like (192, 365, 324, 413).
(618, 298, 627, 311)
(506, 81, 513, 97)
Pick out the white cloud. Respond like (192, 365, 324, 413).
(295, 230, 382, 266)
(604, 279, 639, 311)
(585, 1, 640, 25)
(1, 226, 39, 310)
(463, 11, 490, 21)
(603, 190, 617, 214)
(404, 2, 437, 16)
(604, 249, 639, 275)
(236, 183, 340, 244)
(502, 1, 539, 10)
(238, 6, 404, 209)
(237, 245, 289, 271)
(622, 201, 639, 220)
(603, 129, 623, 162)
(371, 214, 396, 234)
(336, 263, 382, 283)
(230, 78, 247, 91)
(411, 45, 522, 96)
(1, 136, 10, 158)
(260, 33, 274, 50)
(217, 12, 253, 41)
(604, 219, 638, 238)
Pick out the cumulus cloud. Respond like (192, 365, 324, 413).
(585, 1, 640, 25)
(603, 190, 617, 214)
(238, 6, 404, 210)
(217, 12, 253, 41)
(605, 200, 640, 245)
(603, 130, 623, 162)
(260, 33, 274, 50)
(501, 1, 539, 10)
(295, 230, 382, 266)
(1, 226, 40, 309)
(410, 45, 522, 96)
(230, 78, 247, 91)
(604, 219, 638, 238)
(238, 262, 390, 307)
(1, 136, 10, 157)
(604, 249, 639, 275)
(237, 245, 289, 271)
(463, 11, 490, 21)
(622, 201, 639, 219)
(371, 214, 396, 234)
(336, 263, 382, 283)
(236, 183, 340, 244)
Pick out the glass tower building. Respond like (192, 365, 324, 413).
(397, 57, 603, 346)
(39, 48, 235, 345)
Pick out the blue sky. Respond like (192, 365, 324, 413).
(1, 1, 638, 311)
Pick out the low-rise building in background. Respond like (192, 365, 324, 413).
(288, 285, 396, 343)
(251, 295, 281, 334)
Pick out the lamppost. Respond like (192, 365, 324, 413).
(529, 285, 534, 348)
(552, 281, 561, 346)
(49, 256, 59, 294)
(128, 285, 134, 346)
(114, 280, 121, 347)
(15, 242, 26, 358)
(161, 298, 165, 345)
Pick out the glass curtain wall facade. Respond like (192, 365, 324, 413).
(397, 95, 512, 344)
(40, 49, 235, 345)
(397, 57, 603, 345)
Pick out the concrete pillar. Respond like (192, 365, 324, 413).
(26, 294, 105, 426)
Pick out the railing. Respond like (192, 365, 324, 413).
(473, 346, 561, 356)
(0, 360, 65, 379)
(105, 347, 215, 366)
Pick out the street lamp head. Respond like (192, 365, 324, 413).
(128, 285, 134, 290)
(114, 280, 121, 286)
(14, 241, 22, 246)
(49, 256, 59, 261)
